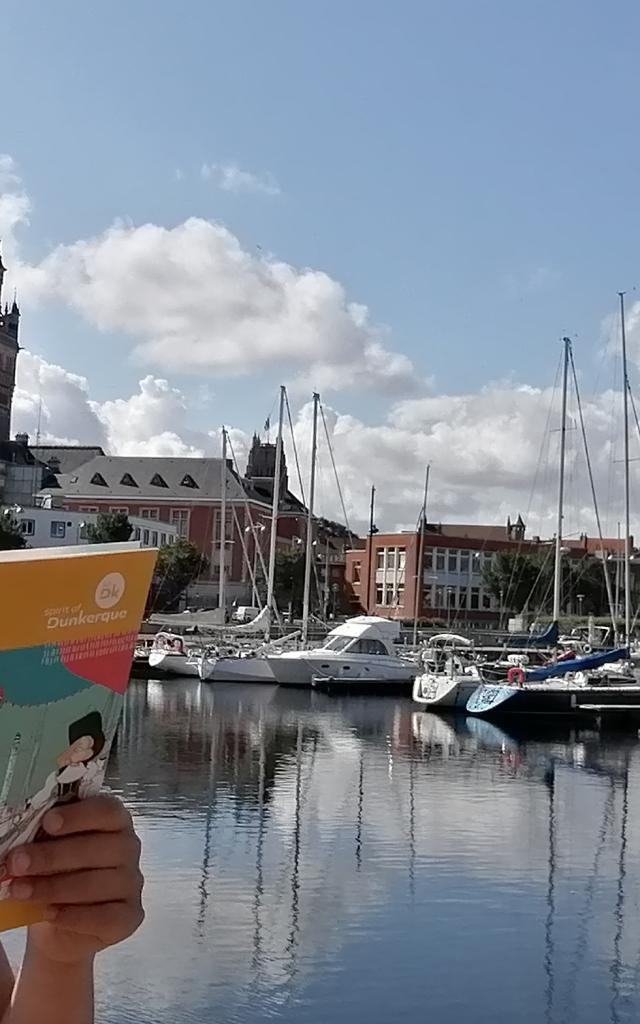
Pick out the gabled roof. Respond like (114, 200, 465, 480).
(42, 456, 261, 503)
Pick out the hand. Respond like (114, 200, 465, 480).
(4, 795, 144, 965)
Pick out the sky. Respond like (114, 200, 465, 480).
(2, 0, 640, 534)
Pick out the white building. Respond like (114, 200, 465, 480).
(10, 506, 178, 549)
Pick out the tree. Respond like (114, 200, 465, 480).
(483, 550, 608, 617)
(153, 540, 208, 611)
(273, 548, 307, 618)
(0, 510, 26, 551)
(86, 510, 133, 544)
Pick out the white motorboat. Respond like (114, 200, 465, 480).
(148, 632, 202, 678)
(264, 616, 419, 688)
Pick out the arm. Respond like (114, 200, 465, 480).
(1, 797, 143, 1024)
(0, 944, 14, 1021)
(4, 943, 93, 1024)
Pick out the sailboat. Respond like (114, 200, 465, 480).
(468, 325, 639, 719)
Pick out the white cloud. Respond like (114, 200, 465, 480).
(200, 161, 280, 196)
(12, 350, 636, 538)
(14, 216, 419, 396)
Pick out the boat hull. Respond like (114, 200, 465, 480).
(148, 651, 201, 678)
(467, 682, 640, 718)
(413, 672, 481, 709)
(264, 653, 418, 688)
(201, 657, 276, 684)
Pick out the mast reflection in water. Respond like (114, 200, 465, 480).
(94, 680, 640, 1024)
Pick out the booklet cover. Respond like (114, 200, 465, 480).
(0, 543, 157, 931)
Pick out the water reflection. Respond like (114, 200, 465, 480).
(95, 681, 640, 1023)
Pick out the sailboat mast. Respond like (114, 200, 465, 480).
(366, 485, 376, 613)
(413, 465, 430, 646)
(619, 292, 632, 646)
(553, 338, 570, 623)
(265, 386, 286, 640)
(219, 427, 227, 621)
(301, 393, 320, 644)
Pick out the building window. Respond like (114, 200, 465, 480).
(20, 519, 35, 536)
(375, 585, 384, 605)
(423, 586, 433, 608)
(447, 587, 457, 608)
(167, 534, 174, 545)
(470, 587, 480, 610)
(353, 562, 361, 583)
(143, 529, 150, 546)
(386, 549, 396, 570)
(448, 551, 458, 573)
(434, 586, 444, 608)
(459, 588, 468, 610)
(460, 551, 470, 575)
(133, 527, 141, 541)
(90, 473, 108, 487)
(160, 533, 167, 546)
(109, 506, 129, 514)
(385, 585, 395, 605)
(151, 531, 158, 547)
(171, 509, 190, 538)
(396, 585, 405, 606)
(50, 521, 66, 539)
(150, 473, 168, 488)
(435, 549, 445, 572)
(120, 473, 138, 487)
(398, 549, 406, 570)
(180, 474, 198, 489)
(141, 509, 159, 520)
(376, 550, 385, 570)
(472, 553, 482, 575)
(482, 591, 492, 610)
(79, 506, 99, 513)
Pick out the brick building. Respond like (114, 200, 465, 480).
(345, 517, 630, 628)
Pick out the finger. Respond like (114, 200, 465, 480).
(47, 901, 145, 946)
(6, 831, 141, 878)
(42, 796, 133, 838)
(10, 867, 143, 906)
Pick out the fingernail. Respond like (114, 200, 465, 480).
(10, 881, 33, 900)
(10, 852, 30, 876)
(43, 811, 63, 835)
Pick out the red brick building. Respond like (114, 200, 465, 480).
(345, 517, 630, 628)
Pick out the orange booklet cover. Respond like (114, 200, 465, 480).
(0, 542, 157, 931)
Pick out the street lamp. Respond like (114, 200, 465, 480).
(577, 593, 585, 618)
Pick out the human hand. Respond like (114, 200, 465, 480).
(4, 795, 144, 965)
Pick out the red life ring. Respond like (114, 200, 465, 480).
(507, 666, 526, 687)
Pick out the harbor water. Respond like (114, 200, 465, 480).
(96, 681, 640, 1021)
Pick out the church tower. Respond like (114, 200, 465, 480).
(0, 251, 19, 442)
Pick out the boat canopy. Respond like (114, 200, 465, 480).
(525, 646, 629, 682)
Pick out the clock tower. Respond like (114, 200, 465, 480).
(0, 251, 19, 443)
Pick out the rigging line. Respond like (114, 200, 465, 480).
(628, 378, 640, 447)
(569, 348, 616, 628)
(225, 432, 271, 591)
(284, 389, 307, 506)
(231, 505, 262, 609)
(319, 400, 353, 539)
(503, 351, 564, 610)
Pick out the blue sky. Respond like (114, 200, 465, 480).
(1, 0, 638, 528)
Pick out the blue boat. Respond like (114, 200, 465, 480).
(467, 647, 637, 718)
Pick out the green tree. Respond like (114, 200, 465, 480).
(483, 550, 608, 617)
(0, 511, 26, 551)
(86, 510, 133, 544)
(273, 548, 307, 617)
(153, 540, 208, 611)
